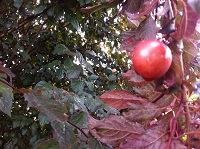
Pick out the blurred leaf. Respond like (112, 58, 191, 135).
(99, 90, 147, 110)
(20, 50, 31, 61)
(88, 114, 145, 147)
(34, 5, 46, 15)
(53, 44, 74, 55)
(35, 81, 53, 89)
(76, 51, 94, 73)
(71, 111, 87, 127)
(176, 1, 200, 39)
(187, 0, 200, 14)
(88, 135, 104, 149)
(36, 139, 59, 149)
(0, 65, 15, 78)
(71, 79, 84, 93)
(119, 37, 140, 52)
(81, 0, 123, 14)
(0, 80, 13, 117)
(14, 0, 23, 9)
(71, 17, 80, 31)
(123, 0, 142, 13)
(24, 91, 68, 123)
(38, 113, 51, 127)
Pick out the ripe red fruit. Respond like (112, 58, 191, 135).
(132, 39, 172, 81)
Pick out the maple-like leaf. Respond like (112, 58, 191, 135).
(88, 114, 145, 147)
(99, 90, 147, 109)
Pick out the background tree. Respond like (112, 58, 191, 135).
(0, 0, 200, 149)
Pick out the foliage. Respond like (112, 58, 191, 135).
(0, 0, 200, 149)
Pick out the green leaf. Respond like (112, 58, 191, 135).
(71, 17, 80, 31)
(24, 91, 68, 123)
(71, 79, 84, 93)
(51, 121, 79, 148)
(64, 65, 82, 79)
(38, 113, 51, 127)
(14, 0, 23, 9)
(88, 135, 104, 149)
(53, 44, 72, 55)
(35, 81, 53, 89)
(0, 80, 13, 117)
(20, 50, 31, 61)
(34, 5, 46, 15)
(71, 111, 87, 127)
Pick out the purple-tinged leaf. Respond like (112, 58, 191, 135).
(24, 92, 68, 123)
(88, 114, 145, 147)
(125, 0, 158, 19)
(122, 102, 162, 122)
(118, 37, 140, 52)
(119, 125, 187, 149)
(0, 65, 15, 78)
(176, 1, 200, 39)
(132, 82, 162, 102)
(155, 94, 174, 107)
(123, 0, 142, 13)
(122, 70, 146, 86)
(187, 0, 200, 14)
(0, 80, 13, 117)
(135, 16, 158, 40)
(99, 90, 147, 109)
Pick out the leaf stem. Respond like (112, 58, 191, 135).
(67, 120, 88, 138)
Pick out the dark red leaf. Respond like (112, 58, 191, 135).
(99, 90, 147, 109)
(125, 0, 158, 19)
(88, 114, 145, 147)
(122, 70, 146, 86)
(132, 82, 162, 102)
(135, 16, 158, 40)
(122, 102, 162, 122)
(155, 94, 174, 107)
(118, 37, 140, 52)
(119, 125, 187, 149)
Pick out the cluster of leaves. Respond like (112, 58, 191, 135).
(0, 0, 128, 148)
(0, 0, 200, 149)
(88, 0, 200, 148)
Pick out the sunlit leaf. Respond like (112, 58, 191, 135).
(99, 90, 147, 109)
